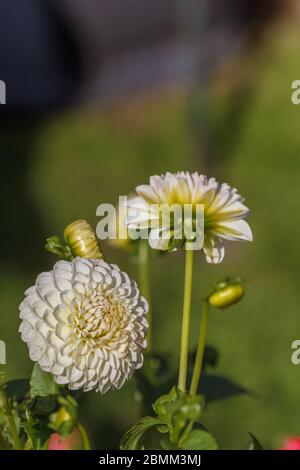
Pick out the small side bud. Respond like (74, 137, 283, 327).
(64, 220, 102, 259)
(49, 404, 76, 438)
(208, 278, 245, 309)
(45, 236, 73, 261)
(50, 406, 73, 428)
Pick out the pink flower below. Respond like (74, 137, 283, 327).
(279, 437, 300, 450)
(48, 429, 83, 450)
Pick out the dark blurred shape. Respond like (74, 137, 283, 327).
(0, 124, 49, 272)
(0, 0, 79, 114)
(0, 0, 285, 273)
(0, 0, 284, 111)
(54, 0, 285, 103)
(0, 1, 80, 274)
(199, 374, 250, 402)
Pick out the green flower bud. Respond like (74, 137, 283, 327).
(49, 406, 75, 437)
(50, 406, 73, 427)
(64, 220, 102, 259)
(208, 279, 245, 309)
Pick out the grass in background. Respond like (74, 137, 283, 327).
(1, 17, 300, 449)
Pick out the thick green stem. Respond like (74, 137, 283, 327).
(139, 241, 152, 351)
(178, 249, 194, 392)
(189, 301, 209, 396)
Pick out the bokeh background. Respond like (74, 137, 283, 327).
(1, 0, 300, 449)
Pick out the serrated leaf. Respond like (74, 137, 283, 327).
(181, 429, 218, 450)
(30, 364, 58, 398)
(23, 412, 52, 450)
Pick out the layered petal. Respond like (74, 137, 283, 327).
(19, 258, 148, 393)
(126, 171, 252, 261)
(203, 237, 225, 264)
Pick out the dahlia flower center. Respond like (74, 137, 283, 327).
(156, 202, 214, 228)
(72, 292, 124, 345)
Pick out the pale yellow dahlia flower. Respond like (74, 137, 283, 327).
(19, 258, 148, 393)
(126, 171, 252, 263)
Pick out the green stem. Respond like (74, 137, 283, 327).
(178, 249, 194, 392)
(189, 301, 209, 396)
(8, 414, 21, 450)
(138, 241, 152, 351)
(77, 423, 91, 450)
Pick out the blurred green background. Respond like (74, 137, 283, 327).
(1, 8, 300, 450)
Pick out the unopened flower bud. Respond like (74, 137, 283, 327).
(208, 279, 245, 309)
(64, 220, 102, 259)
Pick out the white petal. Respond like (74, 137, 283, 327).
(54, 277, 73, 292)
(74, 260, 91, 276)
(149, 175, 171, 203)
(148, 228, 170, 250)
(214, 219, 253, 241)
(19, 257, 148, 394)
(215, 199, 250, 220)
(136, 184, 161, 203)
(203, 238, 225, 264)
(54, 260, 72, 272)
(174, 176, 191, 204)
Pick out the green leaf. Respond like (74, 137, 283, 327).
(45, 236, 73, 261)
(160, 439, 177, 450)
(30, 364, 59, 398)
(2, 379, 29, 402)
(153, 387, 204, 427)
(22, 415, 41, 450)
(181, 429, 218, 450)
(31, 396, 57, 416)
(23, 411, 52, 450)
(248, 432, 263, 450)
(198, 374, 250, 402)
(120, 416, 163, 450)
(152, 387, 205, 447)
(152, 386, 178, 420)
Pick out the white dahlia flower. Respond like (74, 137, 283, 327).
(19, 258, 148, 393)
(127, 171, 252, 263)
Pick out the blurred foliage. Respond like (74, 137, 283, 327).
(1, 14, 300, 450)
(0, 365, 81, 449)
(120, 386, 217, 451)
